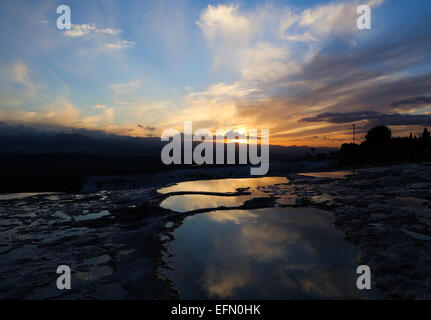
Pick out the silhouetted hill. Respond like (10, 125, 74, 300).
(0, 124, 337, 192)
(0, 131, 161, 155)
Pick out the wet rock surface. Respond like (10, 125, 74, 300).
(1, 163, 431, 299)
(0, 182, 278, 300)
(277, 163, 431, 299)
(0, 189, 178, 299)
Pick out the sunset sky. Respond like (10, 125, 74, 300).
(1, 0, 431, 146)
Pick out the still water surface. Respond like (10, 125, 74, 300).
(298, 171, 356, 179)
(159, 176, 289, 212)
(162, 206, 378, 299)
(158, 176, 289, 194)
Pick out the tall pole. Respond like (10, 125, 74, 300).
(352, 124, 356, 174)
(353, 124, 356, 144)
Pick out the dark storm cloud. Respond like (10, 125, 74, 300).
(125, 14, 431, 147)
(288, 32, 431, 112)
(300, 111, 380, 123)
(391, 96, 431, 107)
(300, 111, 431, 126)
(236, 24, 431, 140)
(241, 30, 430, 121)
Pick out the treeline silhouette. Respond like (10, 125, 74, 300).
(337, 126, 431, 166)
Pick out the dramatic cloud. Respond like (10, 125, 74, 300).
(0, 99, 116, 130)
(196, 4, 254, 43)
(64, 24, 122, 37)
(196, 4, 295, 82)
(391, 96, 431, 107)
(63, 23, 135, 56)
(2, 0, 431, 147)
(300, 111, 431, 126)
(231, 23, 431, 145)
(188, 81, 263, 102)
(280, 0, 384, 42)
(102, 40, 135, 50)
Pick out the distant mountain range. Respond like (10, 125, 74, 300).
(0, 123, 338, 192)
(0, 123, 337, 158)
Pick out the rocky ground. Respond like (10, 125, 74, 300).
(280, 163, 431, 299)
(0, 189, 178, 299)
(1, 162, 431, 299)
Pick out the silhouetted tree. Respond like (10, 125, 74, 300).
(310, 147, 316, 159)
(337, 125, 431, 166)
(421, 128, 430, 141)
(338, 143, 360, 165)
(365, 126, 391, 144)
